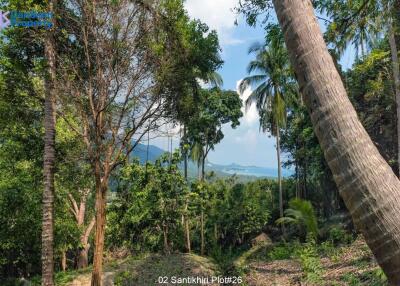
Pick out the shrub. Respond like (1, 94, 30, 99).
(268, 241, 301, 261)
(328, 225, 353, 245)
(296, 238, 324, 284)
(276, 199, 318, 239)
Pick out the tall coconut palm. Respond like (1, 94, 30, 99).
(273, 0, 400, 284)
(239, 25, 296, 223)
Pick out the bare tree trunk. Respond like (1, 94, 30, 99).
(163, 225, 169, 254)
(200, 208, 205, 256)
(77, 217, 95, 269)
(389, 24, 400, 177)
(42, 1, 57, 285)
(61, 251, 67, 272)
(91, 166, 108, 286)
(201, 154, 205, 181)
(184, 202, 191, 253)
(184, 126, 188, 181)
(273, 1, 400, 284)
(182, 126, 191, 252)
(68, 191, 95, 269)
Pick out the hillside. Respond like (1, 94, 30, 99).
(61, 254, 219, 286)
(130, 143, 293, 180)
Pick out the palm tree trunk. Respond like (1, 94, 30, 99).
(42, 1, 57, 284)
(273, 1, 400, 284)
(276, 128, 285, 235)
(276, 128, 283, 219)
(389, 23, 400, 177)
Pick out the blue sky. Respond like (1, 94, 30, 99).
(150, 0, 355, 169)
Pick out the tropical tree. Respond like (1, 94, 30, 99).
(239, 24, 297, 223)
(273, 0, 400, 283)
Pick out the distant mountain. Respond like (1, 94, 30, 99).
(130, 143, 293, 179)
(130, 143, 165, 164)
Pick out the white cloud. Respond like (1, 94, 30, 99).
(236, 79, 259, 126)
(184, 0, 241, 46)
(235, 129, 258, 147)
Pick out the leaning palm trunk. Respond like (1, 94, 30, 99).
(273, 0, 400, 284)
(42, 1, 57, 284)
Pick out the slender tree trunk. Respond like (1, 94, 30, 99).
(389, 24, 400, 177)
(183, 126, 188, 181)
(61, 251, 67, 272)
(276, 128, 283, 219)
(91, 164, 108, 286)
(201, 154, 205, 181)
(42, 1, 57, 284)
(295, 154, 299, 198)
(184, 207, 191, 252)
(273, 1, 400, 284)
(163, 225, 169, 254)
(200, 208, 205, 256)
(200, 152, 206, 255)
(276, 128, 285, 235)
(77, 217, 95, 269)
(182, 126, 191, 252)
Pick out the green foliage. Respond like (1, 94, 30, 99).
(327, 225, 354, 245)
(346, 46, 397, 170)
(107, 151, 188, 252)
(276, 199, 318, 239)
(296, 239, 324, 285)
(267, 242, 300, 261)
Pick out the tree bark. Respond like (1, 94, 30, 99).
(201, 154, 205, 181)
(61, 251, 67, 272)
(273, 1, 400, 284)
(276, 128, 283, 219)
(389, 24, 400, 177)
(163, 225, 169, 254)
(42, 1, 57, 285)
(77, 216, 95, 269)
(200, 208, 205, 256)
(184, 201, 191, 253)
(91, 165, 108, 286)
(276, 128, 285, 235)
(183, 126, 188, 181)
(182, 126, 191, 252)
